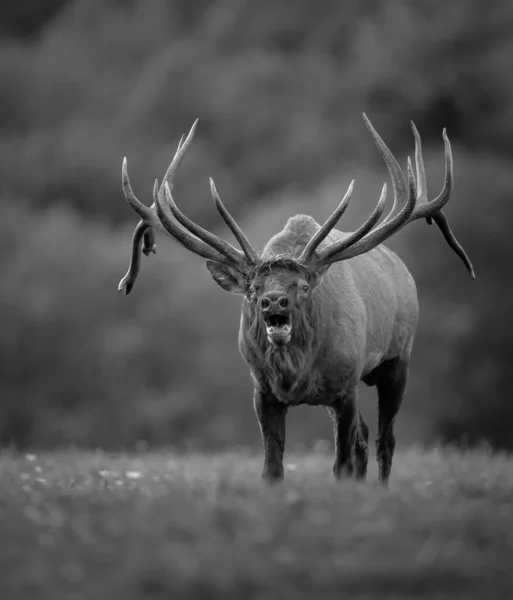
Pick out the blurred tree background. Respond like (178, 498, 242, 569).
(0, 0, 509, 450)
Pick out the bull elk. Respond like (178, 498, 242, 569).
(118, 115, 474, 485)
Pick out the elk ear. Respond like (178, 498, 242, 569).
(205, 261, 247, 294)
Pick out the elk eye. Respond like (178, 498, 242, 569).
(302, 285, 309, 293)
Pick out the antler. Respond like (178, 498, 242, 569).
(118, 120, 258, 294)
(299, 114, 475, 279)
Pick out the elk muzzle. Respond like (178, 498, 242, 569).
(260, 292, 292, 346)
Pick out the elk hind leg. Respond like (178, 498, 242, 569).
(355, 410, 369, 480)
(329, 387, 368, 480)
(375, 358, 408, 485)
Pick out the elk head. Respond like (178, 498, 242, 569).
(118, 114, 474, 309)
(207, 256, 329, 347)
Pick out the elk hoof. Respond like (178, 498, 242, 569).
(262, 468, 284, 483)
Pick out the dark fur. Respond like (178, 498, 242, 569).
(244, 261, 318, 400)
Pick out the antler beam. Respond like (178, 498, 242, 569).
(118, 120, 258, 294)
(300, 114, 474, 279)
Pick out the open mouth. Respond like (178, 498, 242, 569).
(264, 313, 292, 345)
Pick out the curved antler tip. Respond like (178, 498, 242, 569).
(442, 128, 449, 140)
(121, 157, 134, 194)
(362, 113, 380, 138)
(362, 113, 376, 132)
(209, 177, 219, 196)
(118, 276, 133, 295)
(348, 179, 355, 191)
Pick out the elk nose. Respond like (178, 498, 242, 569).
(261, 293, 289, 311)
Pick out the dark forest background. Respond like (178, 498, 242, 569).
(0, 0, 510, 451)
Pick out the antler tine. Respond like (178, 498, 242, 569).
(153, 181, 237, 265)
(407, 124, 474, 278)
(142, 227, 156, 256)
(122, 157, 153, 221)
(316, 183, 387, 264)
(406, 156, 417, 210)
(118, 221, 150, 295)
(119, 132, 199, 294)
(410, 126, 453, 220)
(363, 114, 409, 223)
(411, 121, 429, 223)
(120, 157, 162, 294)
(313, 115, 415, 265)
(164, 180, 245, 264)
(176, 134, 185, 153)
(121, 122, 197, 237)
(432, 212, 476, 279)
(209, 178, 259, 263)
(159, 119, 198, 197)
(297, 180, 355, 264)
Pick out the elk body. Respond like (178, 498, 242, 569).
(119, 115, 474, 484)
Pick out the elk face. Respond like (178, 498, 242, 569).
(206, 258, 326, 347)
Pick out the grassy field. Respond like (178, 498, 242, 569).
(0, 448, 512, 600)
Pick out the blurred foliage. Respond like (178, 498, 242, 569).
(0, 0, 510, 449)
(0, 0, 68, 38)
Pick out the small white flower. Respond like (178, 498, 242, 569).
(126, 471, 141, 479)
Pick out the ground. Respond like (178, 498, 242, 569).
(0, 447, 512, 599)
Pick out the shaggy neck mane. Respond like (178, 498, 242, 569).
(244, 256, 322, 397)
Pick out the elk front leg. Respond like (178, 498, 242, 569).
(253, 389, 287, 482)
(328, 386, 367, 480)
